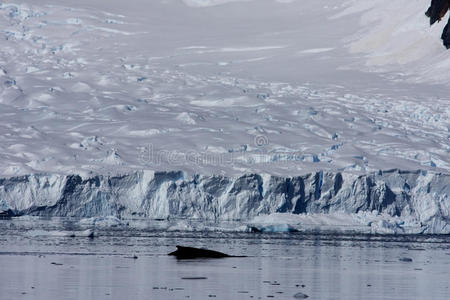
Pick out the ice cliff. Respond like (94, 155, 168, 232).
(0, 169, 448, 233)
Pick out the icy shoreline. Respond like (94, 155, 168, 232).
(0, 169, 448, 234)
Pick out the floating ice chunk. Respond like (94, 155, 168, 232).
(78, 229, 95, 237)
(25, 229, 94, 237)
(368, 219, 404, 234)
(79, 216, 123, 228)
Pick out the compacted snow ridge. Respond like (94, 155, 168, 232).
(0, 0, 448, 234)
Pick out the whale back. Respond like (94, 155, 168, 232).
(169, 246, 231, 259)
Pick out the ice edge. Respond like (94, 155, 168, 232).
(0, 169, 448, 234)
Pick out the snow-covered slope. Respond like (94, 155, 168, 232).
(0, 169, 448, 233)
(336, 0, 450, 83)
(0, 0, 449, 177)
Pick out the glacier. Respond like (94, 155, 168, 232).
(0, 0, 449, 235)
(0, 169, 448, 234)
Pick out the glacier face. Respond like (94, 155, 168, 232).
(1, 169, 448, 233)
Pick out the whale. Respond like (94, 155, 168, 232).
(169, 246, 243, 259)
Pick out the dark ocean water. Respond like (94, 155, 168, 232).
(0, 218, 449, 300)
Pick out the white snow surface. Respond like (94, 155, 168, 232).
(336, 0, 450, 83)
(0, 0, 449, 177)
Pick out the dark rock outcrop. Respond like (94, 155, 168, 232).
(426, 0, 450, 48)
(442, 19, 450, 48)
